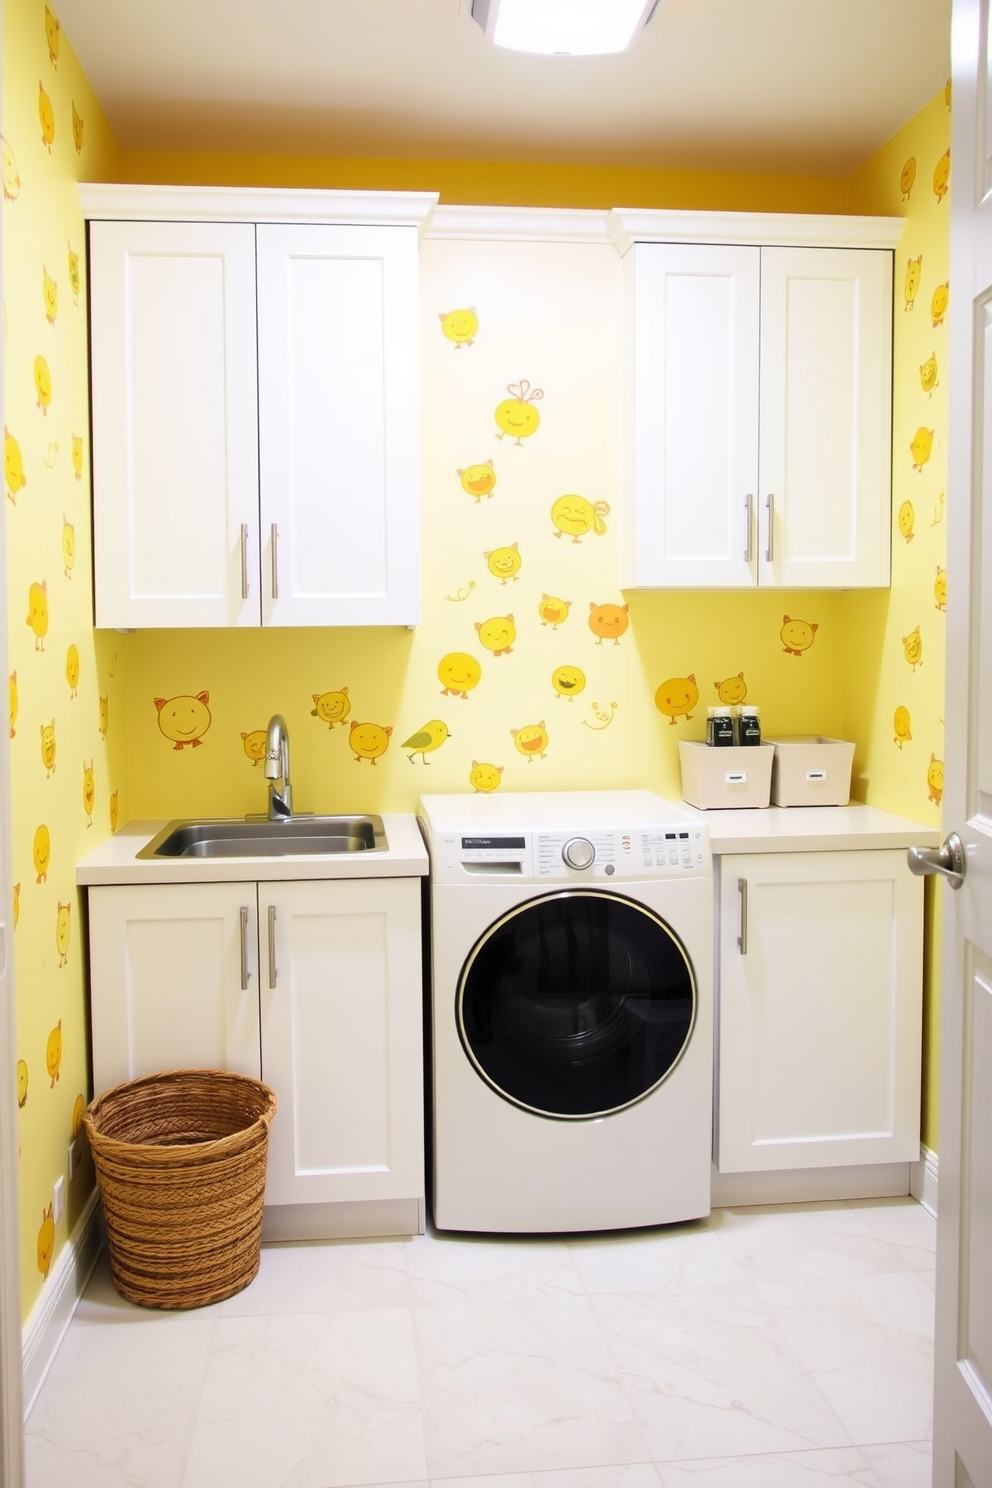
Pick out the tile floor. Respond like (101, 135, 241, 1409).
(24, 1197, 936, 1488)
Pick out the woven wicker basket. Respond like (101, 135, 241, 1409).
(83, 1069, 277, 1310)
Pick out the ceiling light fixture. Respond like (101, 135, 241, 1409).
(470, 0, 659, 57)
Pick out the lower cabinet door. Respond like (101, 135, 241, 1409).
(258, 877, 424, 1206)
(716, 850, 923, 1172)
(87, 882, 262, 1094)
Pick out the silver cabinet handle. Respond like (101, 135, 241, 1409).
(270, 524, 279, 600)
(239, 905, 250, 990)
(765, 494, 775, 563)
(267, 904, 277, 988)
(907, 833, 965, 890)
(744, 493, 753, 564)
(738, 877, 748, 955)
(240, 524, 250, 600)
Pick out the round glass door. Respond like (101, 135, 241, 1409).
(457, 890, 697, 1119)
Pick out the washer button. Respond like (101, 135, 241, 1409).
(562, 837, 596, 870)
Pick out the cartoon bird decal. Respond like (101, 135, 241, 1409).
(16, 1060, 27, 1108)
(34, 824, 51, 883)
(62, 516, 75, 578)
(655, 675, 699, 724)
(34, 354, 52, 415)
(311, 688, 351, 728)
(43, 267, 58, 327)
(551, 495, 609, 543)
(68, 247, 81, 306)
(40, 719, 56, 776)
(27, 581, 49, 650)
(903, 256, 922, 312)
(71, 1094, 85, 1138)
(458, 460, 496, 501)
(551, 665, 586, 701)
(38, 81, 54, 151)
(9, 671, 17, 738)
(56, 901, 71, 966)
(439, 307, 478, 348)
(241, 729, 267, 765)
(438, 652, 482, 698)
(71, 102, 84, 154)
(934, 566, 947, 611)
(475, 614, 516, 657)
(511, 721, 550, 762)
(348, 721, 392, 765)
(900, 157, 916, 199)
(154, 692, 211, 749)
(45, 5, 60, 65)
(588, 602, 630, 646)
(1, 136, 20, 200)
(71, 434, 83, 480)
(37, 1205, 55, 1279)
(933, 149, 951, 203)
(46, 1020, 62, 1086)
(485, 544, 522, 583)
(715, 673, 747, 706)
(12, 883, 20, 928)
(99, 694, 109, 739)
(928, 754, 944, 804)
(538, 594, 571, 629)
(109, 790, 119, 833)
(898, 500, 915, 543)
(65, 645, 79, 699)
(893, 705, 912, 749)
(495, 380, 543, 445)
(780, 615, 818, 657)
(931, 282, 949, 328)
(911, 428, 934, 472)
(920, 352, 939, 397)
(469, 761, 503, 793)
(903, 626, 923, 671)
(402, 719, 451, 764)
(83, 760, 95, 825)
(5, 428, 26, 504)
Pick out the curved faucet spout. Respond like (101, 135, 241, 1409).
(264, 714, 293, 819)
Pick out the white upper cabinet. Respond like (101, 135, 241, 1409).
(613, 212, 899, 590)
(83, 188, 435, 628)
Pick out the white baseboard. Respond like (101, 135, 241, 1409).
(22, 1190, 102, 1419)
(711, 1160, 912, 1209)
(910, 1144, 938, 1217)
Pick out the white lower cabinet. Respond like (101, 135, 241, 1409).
(87, 877, 424, 1214)
(715, 850, 923, 1172)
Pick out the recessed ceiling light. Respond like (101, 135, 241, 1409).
(470, 0, 659, 56)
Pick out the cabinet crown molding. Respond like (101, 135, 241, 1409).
(78, 184, 439, 236)
(608, 208, 903, 255)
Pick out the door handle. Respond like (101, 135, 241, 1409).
(267, 904, 278, 988)
(737, 877, 748, 954)
(270, 524, 279, 600)
(765, 494, 775, 563)
(907, 833, 965, 890)
(744, 493, 753, 564)
(239, 906, 250, 990)
(240, 524, 250, 600)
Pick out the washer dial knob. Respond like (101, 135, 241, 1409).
(562, 836, 595, 870)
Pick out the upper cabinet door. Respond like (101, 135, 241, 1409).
(758, 247, 893, 588)
(89, 221, 260, 627)
(622, 243, 761, 588)
(256, 224, 421, 626)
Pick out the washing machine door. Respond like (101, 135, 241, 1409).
(457, 889, 697, 1119)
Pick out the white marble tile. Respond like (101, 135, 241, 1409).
(656, 1445, 881, 1486)
(862, 1440, 932, 1488)
(414, 1295, 648, 1477)
(435, 1468, 662, 1488)
(568, 1223, 746, 1295)
(844, 1199, 937, 1271)
(593, 1284, 851, 1462)
(218, 1237, 411, 1315)
(182, 1308, 427, 1488)
(406, 1228, 584, 1305)
(710, 1202, 920, 1282)
(756, 1272, 935, 1445)
(24, 1308, 215, 1488)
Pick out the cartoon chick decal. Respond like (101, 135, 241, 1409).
(241, 729, 267, 765)
(511, 721, 550, 762)
(38, 81, 54, 151)
(34, 355, 52, 415)
(920, 352, 939, 397)
(71, 102, 84, 154)
(588, 602, 630, 646)
(438, 652, 482, 698)
(475, 614, 516, 656)
(485, 543, 522, 583)
(551, 495, 610, 543)
(928, 754, 944, 804)
(893, 705, 912, 748)
(62, 516, 75, 578)
(655, 675, 699, 724)
(933, 149, 951, 203)
(37, 1205, 55, 1279)
(458, 460, 496, 501)
(931, 282, 949, 328)
(780, 615, 818, 657)
(551, 665, 586, 701)
(469, 761, 503, 793)
(40, 719, 56, 776)
(83, 760, 95, 824)
(154, 692, 211, 749)
(715, 673, 747, 706)
(16, 1059, 27, 1108)
(911, 428, 934, 472)
(46, 1020, 62, 1086)
(439, 307, 478, 348)
(56, 902, 71, 966)
(900, 157, 916, 199)
(903, 626, 924, 671)
(1, 136, 20, 200)
(538, 594, 571, 629)
(110, 790, 119, 833)
(898, 500, 915, 543)
(903, 256, 922, 312)
(349, 721, 392, 765)
(9, 671, 16, 738)
(311, 688, 350, 728)
(5, 428, 26, 503)
(935, 566, 948, 611)
(402, 719, 451, 764)
(45, 6, 60, 65)
(495, 380, 543, 445)
(34, 824, 51, 883)
(27, 581, 48, 650)
(43, 267, 57, 326)
(68, 247, 80, 305)
(99, 694, 109, 740)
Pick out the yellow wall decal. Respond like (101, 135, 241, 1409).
(469, 760, 503, 792)
(511, 721, 549, 761)
(458, 460, 496, 500)
(780, 615, 818, 657)
(153, 690, 212, 749)
(933, 148, 950, 203)
(439, 306, 478, 347)
(551, 494, 609, 542)
(551, 664, 585, 702)
(538, 594, 571, 628)
(903, 254, 922, 310)
(715, 672, 748, 705)
(588, 602, 629, 645)
(348, 720, 392, 765)
(311, 687, 351, 727)
(475, 614, 516, 656)
(495, 379, 543, 444)
(438, 653, 481, 699)
(402, 718, 451, 763)
(655, 675, 700, 725)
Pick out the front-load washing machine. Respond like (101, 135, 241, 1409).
(419, 790, 713, 1233)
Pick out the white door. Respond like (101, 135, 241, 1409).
(89, 221, 260, 627)
(87, 884, 262, 1092)
(256, 224, 421, 626)
(929, 3, 992, 1481)
(259, 878, 424, 1206)
(758, 247, 893, 588)
(715, 851, 923, 1172)
(622, 242, 761, 588)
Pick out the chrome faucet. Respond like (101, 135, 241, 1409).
(264, 714, 293, 819)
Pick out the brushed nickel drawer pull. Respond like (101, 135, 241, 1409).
(765, 494, 775, 563)
(268, 904, 277, 988)
(744, 493, 753, 564)
(239, 905, 250, 990)
(240, 524, 249, 600)
(738, 877, 748, 956)
(270, 524, 279, 600)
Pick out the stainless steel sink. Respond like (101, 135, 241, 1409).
(137, 815, 388, 859)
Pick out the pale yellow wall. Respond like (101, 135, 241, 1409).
(2, 0, 124, 1319)
(845, 88, 951, 1150)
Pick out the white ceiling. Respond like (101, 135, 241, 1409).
(55, 0, 951, 176)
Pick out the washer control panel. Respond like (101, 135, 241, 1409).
(425, 822, 710, 883)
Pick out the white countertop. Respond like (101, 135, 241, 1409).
(678, 802, 939, 854)
(76, 814, 428, 886)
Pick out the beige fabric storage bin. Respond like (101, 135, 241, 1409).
(678, 740, 774, 809)
(768, 736, 855, 806)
